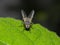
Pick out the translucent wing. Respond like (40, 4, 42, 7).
(28, 10, 35, 22)
(21, 10, 27, 21)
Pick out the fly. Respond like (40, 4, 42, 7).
(21, 10, 35, 30)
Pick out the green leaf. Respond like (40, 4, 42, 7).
(0, 17, 60, 45)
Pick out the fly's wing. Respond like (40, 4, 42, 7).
(21, 10, 27, 21)
(28, 10, 35, 22)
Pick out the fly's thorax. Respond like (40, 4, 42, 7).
(24, 18, 31, 23)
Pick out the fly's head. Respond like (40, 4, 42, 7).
(21, 10, 35, 30)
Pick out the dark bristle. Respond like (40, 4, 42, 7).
(25, 28, 30, 31)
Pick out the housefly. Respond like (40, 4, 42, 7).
(21, 10, 35, 30)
